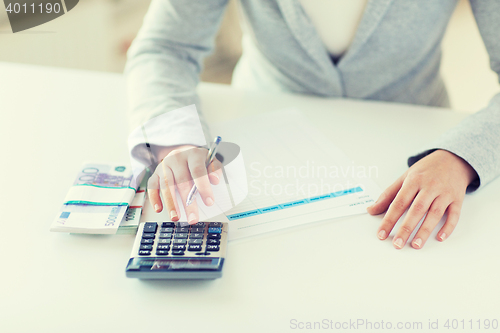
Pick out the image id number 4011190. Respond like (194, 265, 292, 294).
(5, 2, 62, 14)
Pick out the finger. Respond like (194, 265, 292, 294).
(411, 196, 450, 249)
(367, 174, 405, 215)
(160, 164, 179, 221)
(169, 162, 200, 225)
(208, 158, 223, 185)
(147, 173, 162, 213)
(392, 191, 435, 249)
(188, 151, 215, 206)
(377, 179, 418, 241)
(437, 201, 463, 242)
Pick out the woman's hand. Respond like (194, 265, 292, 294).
(367, 149, 477, 249)
(147, 144, 223, 224)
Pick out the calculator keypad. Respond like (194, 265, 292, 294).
(143, 222, 157, 233)
(188, 244, 202, 251)
(137, 222, 226, 257)
(207, 239, 220, 245)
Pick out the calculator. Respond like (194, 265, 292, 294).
(125, 221, 228, 279)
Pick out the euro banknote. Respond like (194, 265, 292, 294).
(51, 162, 138, 234)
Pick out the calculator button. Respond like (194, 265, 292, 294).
(177, 227, 189, 233)
(156, 250, 169, 255)
(207, 233, 221, 239)
(190, 227, 205, 233)
(206, 245, 220, 252)
(142, 233, 155, 239)
(208, 227, 222, 234)
(143, 222, 158, 233)
(177, 222, 189, 228)
(162, 222, 175, 228)
(208, 222, 222, 228)
(188, 245, 202, 252)
(138, 250, 151, 256)
(140, 244, 153, 250)
(159, 233, 172, 239)
(191, 222, 205, 228)
(190, 233, 204, 239)
(157, 244, 170, 250)
(207, 239, 220, 245)
(171, 250, 185, 255)
(173, 239, 187, 245)
(141, 238, 154, 244)
(172, 245, 186, 251)
(158, 239, 171, 244)
(174, 233, 188, 239)
(160, 227, 174, 233)
(188, 239, 203, 245)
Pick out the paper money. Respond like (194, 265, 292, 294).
(116, 189, 146, 235)
(52, 204, 129, 234)
(51, 162, 138, 234)
(73, 163, 133, 187)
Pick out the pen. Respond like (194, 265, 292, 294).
(186, 136, 222, 206)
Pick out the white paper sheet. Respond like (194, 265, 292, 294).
(210, 109, 382, 239)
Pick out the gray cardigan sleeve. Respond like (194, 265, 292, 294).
(408, 0, 500, 192)
(125, 0, 229, 150)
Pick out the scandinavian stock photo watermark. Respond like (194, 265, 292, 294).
(2, 0, 79, 33)
(248, 161, 379, 198)
(290, 318, 500, 330)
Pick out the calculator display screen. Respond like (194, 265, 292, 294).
(130, 258, 221, 271)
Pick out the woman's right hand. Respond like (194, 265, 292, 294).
(147, 145, 223, 224)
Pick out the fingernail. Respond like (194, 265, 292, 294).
(212, 173, 219, 180)
(170, 210, 178, 221)
(188, 213, 197, 224)
(377, 230, 386, 240)
(154, 204, 160, 212)
(413, 238, 422, 249)
(206, 197, 214, 206)
(439, 233, 447, 241)
(393, 237, 403, 249)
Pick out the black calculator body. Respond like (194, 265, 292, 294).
(126, 221, 228, 279)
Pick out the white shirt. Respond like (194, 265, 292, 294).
(298, 0, 368, 58)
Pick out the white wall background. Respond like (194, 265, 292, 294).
(441, 0, 499, 113)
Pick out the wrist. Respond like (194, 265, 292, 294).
(434, 149, 478, 185)
(155, 144, 197, 162)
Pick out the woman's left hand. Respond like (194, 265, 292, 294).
(367, 149, 478, 249)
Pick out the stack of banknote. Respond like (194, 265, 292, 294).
(51, 162, 146, 234)
(116, 189, 146, 234)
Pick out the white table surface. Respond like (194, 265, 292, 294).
(1, 62, 499, 333)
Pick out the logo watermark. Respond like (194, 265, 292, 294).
(3, 0, 79, 33)
(289, 318, 500, 330)
(249, 161, 379, 198)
